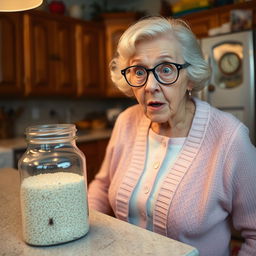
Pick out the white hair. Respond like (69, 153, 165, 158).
(110, 16, 211, 97)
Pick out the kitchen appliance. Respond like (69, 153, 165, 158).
(200, 30, 255, 145)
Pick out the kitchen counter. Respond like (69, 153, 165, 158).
(0, 129, 112, 150)
(0, 168, 199, 256)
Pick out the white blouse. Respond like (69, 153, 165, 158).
(129, 128, 186, 230)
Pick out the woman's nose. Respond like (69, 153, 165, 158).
(144, 72, 159, 92)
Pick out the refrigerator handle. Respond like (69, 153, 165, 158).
(200, 56, 211, 102)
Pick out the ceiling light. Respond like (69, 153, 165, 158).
(0, 0, 43, 12)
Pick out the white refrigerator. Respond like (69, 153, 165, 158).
(200, 30, 255, 145)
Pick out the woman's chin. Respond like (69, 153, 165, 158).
(146, 113, 168, 124)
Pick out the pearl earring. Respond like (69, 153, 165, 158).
(188, 89, 192, 97)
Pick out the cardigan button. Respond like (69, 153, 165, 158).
(144, 185, 150, 194)
(153, 161, 160, 169)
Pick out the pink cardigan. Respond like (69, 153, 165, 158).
(88, 98, 256, 256)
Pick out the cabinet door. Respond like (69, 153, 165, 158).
(0, 13, 23, 95)
(186, 14, 219, 38)
(78, 138, 109, 185)
(218, 11, 230, 25)
(105, 25, 126, 97)
(55, 22, 76, 95)
(103, 13, 137, 97)
(75, 22, 105, 97)
(218, 1, 256, 26)
(24, 14, 55, 96)
(24, 12, 77, 96)
(78, 141, 99, 185)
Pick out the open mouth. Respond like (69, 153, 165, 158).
(147, 101, 164, 107)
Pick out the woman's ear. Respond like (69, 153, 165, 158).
(187, 80, 194, 91)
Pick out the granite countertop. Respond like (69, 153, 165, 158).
(0, 129, 112, 150)
(0, 168, 199, 256)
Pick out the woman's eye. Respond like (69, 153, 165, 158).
(162, 66, 173, 74)
(135, 69, 145, 76)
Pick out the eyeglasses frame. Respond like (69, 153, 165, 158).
(121, 62, 190, 87)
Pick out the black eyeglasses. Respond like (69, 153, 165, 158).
(121, 62, 190, 87)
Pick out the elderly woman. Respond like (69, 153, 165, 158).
(88, 17, 256, 255)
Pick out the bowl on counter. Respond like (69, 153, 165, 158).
(75, 119, 107, 133)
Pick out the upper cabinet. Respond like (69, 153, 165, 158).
(23, 11, 77, 96)
(1, 2, 255, 98)
(102, 12, 137, 98)
(184, 1, 256, 39)
(75, 21, 105, 97)
(0, 13, 24, 96)
(185, 14, 219, 39)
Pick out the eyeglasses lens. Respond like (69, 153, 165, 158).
(125, 63, 178, 87)
(156, 63, 177, 84)
(126, 67, 147, 86)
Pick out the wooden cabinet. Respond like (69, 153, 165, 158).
(23, 11, 76, 96)
(217, 1, 256, 26)
(184, 1, 256, 39)
(102, 12, 137, 97)
(78, 138, 109, 185)
(75, 21, 105, 97)
(0, 13, 24, 96)
(185, 14, 218, 39)
(1, 3, 256, 98)
(0, 11, 137, 98)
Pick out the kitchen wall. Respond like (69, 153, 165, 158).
(0, 97, 136, 136)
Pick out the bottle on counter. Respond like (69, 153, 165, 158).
(18, 124, 89, 246)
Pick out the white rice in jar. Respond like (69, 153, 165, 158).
(20, 172, 89, 246)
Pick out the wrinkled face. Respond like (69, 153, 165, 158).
(130, 34, 192, 124)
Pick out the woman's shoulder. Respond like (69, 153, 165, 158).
(194, 98, 250, 143)
(209, 103, 243, 131)
(117, 104, 144, 123)
(111, 104, 145, 134)
(194, 97, 242, 129)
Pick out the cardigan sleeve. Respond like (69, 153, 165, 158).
(87, 106, 135, 214)
(87, 145, 113, 214)
(87, 112, 122, 214)
(224, 123, 256, 255)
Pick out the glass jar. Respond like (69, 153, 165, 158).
(18, 124, 89, 246)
